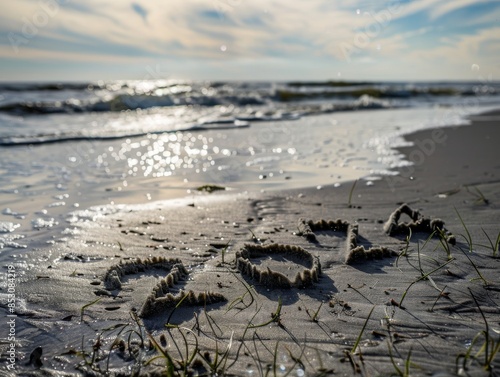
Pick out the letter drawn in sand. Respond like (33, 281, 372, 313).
(235, 244, 321, 288)
(102, 257, 226, 318)
(384, 203, 456, 244)
(297, 218, 396, 264)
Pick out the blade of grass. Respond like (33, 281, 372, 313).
(272, 341, 279, 377)
(204, 305, 224, 339)
(399, 258, 454, 307)
(388, 341, 403, 377)
(351, 305, 375, 354)
(348, 179, 358, 208)
(147, 333, 176, 375)
(226, 269, 256, 312)
(456, 333, 482, 373)
(166, 291, 191, 327)
(248, 297, 282, 329)
(310, 301, 323, 322)
(343, 350, 361, 374)
(404, 348, 413, 376)
(214, 331, 234, 374)
(466, 185, 489, 205)
(486, 338, 500, 368)
(458, 247, 489, 286)
(396, 228, 412, 269)
(251, 332, 264, 377)
(105, 324, 130, 372)
(481, 228, 500, 257)
(283, 344, 306, 377)
(220, 239, 232, 265)
(455, 207, 472, 252)
(429, 285, 448, 312)
(468, 288, 490, 368)
(178, 327, 199, 371)
(80, 297, 102, 322)
(226, 307, 263, 371)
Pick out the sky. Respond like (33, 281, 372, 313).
(1, 0, 499, 82)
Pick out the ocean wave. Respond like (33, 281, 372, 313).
(0, 119, 250, 146)
(2, 80, 495, 116)
(1, 80, 498, 147)
(0, 92, 267, 115)
(0, 82, 92, 92)
(0, 92, 392, 117)
(0, 95, 400, 146)
(274, 86, 476, 102)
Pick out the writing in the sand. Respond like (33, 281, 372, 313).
(5, 264, 17, 371)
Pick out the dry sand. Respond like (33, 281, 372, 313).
(1, 112, 500, 376)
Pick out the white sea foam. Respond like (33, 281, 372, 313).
(32, 218, 58, 230)
(0, 234, 27, 249)
(0, 221, 20, 233)
(48, 201, 66, 208)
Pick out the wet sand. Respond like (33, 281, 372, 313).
(1, 111, 499, 376)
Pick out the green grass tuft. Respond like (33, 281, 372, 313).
(348, 179, 358, 208)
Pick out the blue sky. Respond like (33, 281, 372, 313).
(1, 0, 499, 81)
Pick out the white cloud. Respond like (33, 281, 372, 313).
(0, 44, 151, 62)
(412, 26, 500, 60)
(1, 0, 373, 61)
(403, 26, 500, 80)
(1, 0, 499, 80)
(430, 0, 493, 20)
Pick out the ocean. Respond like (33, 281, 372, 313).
(1, 79, 499, 252)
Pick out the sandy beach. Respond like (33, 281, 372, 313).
(3, 0, 500, 375)
(0, 109, 498, 376)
